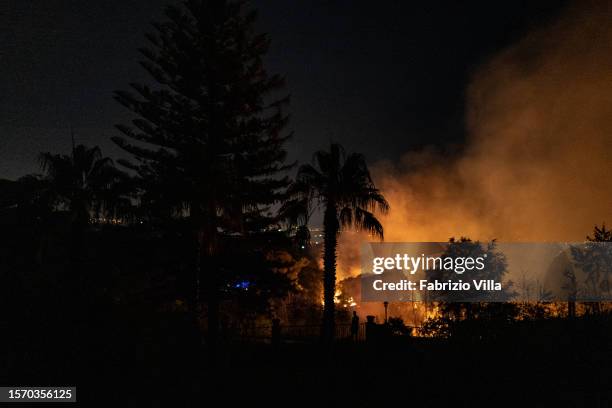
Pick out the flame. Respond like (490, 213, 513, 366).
(329, 1, 612, 329)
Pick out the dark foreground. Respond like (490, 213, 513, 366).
(4, 311, 612, 408)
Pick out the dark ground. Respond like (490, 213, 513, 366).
(2, 223, 610, 407)
(4, 312, 612, 407)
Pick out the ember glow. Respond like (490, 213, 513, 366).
(335, 1, 612, 325)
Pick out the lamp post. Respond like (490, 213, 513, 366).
(383, 301, 389, 323)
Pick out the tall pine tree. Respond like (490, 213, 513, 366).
(113, 0, 292, 346)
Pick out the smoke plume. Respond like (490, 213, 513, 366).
(371, 1, 612, 246)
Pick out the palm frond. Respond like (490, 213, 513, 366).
(349, 207, 384, 240)
(38, 144, 134, 222)
(288, 143, 388, 241)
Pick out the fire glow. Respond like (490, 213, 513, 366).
(333, 1, 612, 324)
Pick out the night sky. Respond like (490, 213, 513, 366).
(1, 0, 567, 180)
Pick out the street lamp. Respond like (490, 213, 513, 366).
(383, 301, 389, 323)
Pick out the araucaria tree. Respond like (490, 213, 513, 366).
(113, 0, 291, 344)
(293, 143, 388, 343)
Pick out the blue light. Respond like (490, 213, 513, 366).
(234, 280, 250, 289)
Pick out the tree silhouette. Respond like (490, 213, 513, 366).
(429, 238, 515, 320)
(0, 175, 54, 219)
(112, 0, 291, 345)
(39, 144, 128, 226)
(290, 143, 388, 343)
(587, 223, 612, 242)
(571, 223, 612, 313)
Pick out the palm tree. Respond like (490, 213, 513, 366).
(39, 144, 130, 226)
(292, 143, 389, 343)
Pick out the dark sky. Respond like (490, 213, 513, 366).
(0, 0, 567, 180)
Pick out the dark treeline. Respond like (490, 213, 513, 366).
(1, 0, 392, 354)
(0, 2, 390, 398)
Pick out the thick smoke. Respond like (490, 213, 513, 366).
(335, 1, 612, 289)
(373, 1, 612, 245)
